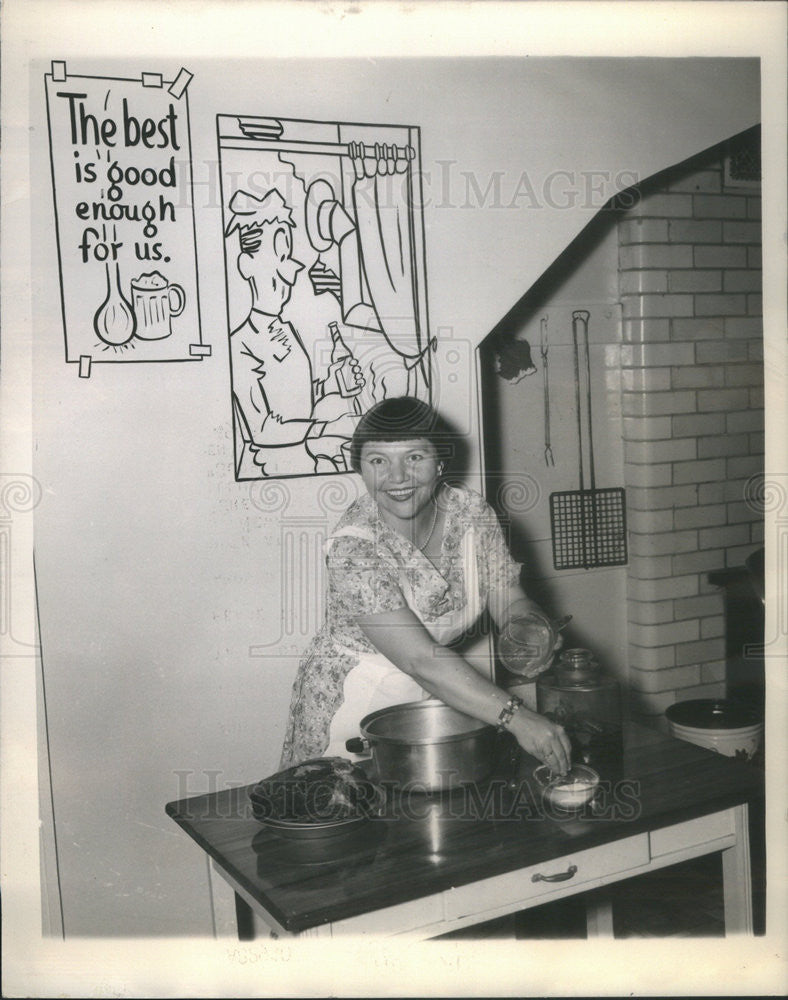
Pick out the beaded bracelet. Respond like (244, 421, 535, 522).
(497, 695, 523, 732)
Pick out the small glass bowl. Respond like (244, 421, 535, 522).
(533, 763, 600, 811)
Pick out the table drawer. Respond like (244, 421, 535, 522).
(443, 834, 648, 920)
(650, 811, 735, 859)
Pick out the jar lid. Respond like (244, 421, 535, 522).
(536, 668, 618, 692)
(665, 698, 761, 730)
(559, 648, 597, 668)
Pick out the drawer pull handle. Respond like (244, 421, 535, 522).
(531, 864, 578, 884)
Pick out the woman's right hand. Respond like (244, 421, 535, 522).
(509, 706, 572, 775)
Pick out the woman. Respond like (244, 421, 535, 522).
(279, 397, 571, 774)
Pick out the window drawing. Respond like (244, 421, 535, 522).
(218, 115, 434, 480)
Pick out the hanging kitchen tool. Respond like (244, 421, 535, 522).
(549, 310, 628, 570)
(540, 316, 555, 467)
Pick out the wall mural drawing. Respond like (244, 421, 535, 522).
(44, 63, 207, 378)
(218, 115, 434, 480)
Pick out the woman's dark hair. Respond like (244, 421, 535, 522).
(349, 397, 456, 472)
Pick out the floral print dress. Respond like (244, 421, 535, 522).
(279, 485, 521, 768)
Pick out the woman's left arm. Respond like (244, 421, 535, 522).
(487, 581, 549, 633)
(478, 507, 553, 630)
(479, 505, 563, 677)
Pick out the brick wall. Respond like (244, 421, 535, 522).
(617, 148, 763, 720)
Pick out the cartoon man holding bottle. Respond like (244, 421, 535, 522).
(225, 188, 364, 477)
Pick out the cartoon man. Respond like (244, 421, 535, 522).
(225, 188, 363, 477)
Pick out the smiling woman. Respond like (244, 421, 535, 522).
(279, 397, 571, 775)
(357, 440, 445, 555)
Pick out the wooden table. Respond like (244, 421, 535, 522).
(166, 723, 763, 939)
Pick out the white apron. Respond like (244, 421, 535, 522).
(324, 525, 484, 758)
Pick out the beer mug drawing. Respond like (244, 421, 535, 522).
(130, 271, 186, 340)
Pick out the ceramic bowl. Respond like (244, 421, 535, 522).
(665, 699, 763, 762)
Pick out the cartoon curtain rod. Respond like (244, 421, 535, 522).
(219, 117, 416, 163)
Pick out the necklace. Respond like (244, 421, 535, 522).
(417, 499, 439, 551)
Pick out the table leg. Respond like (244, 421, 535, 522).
(207, 857, 240, 937)
(232, 891, 291, 938)
(585, 895, 614, 938)
(721, 802, 753, 935)
(234, 893, 256, 940)
(211, 860, 286, 939)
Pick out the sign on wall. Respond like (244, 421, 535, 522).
(44, 62, 208, 377)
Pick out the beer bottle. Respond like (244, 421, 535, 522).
(329, 321, 362, 400)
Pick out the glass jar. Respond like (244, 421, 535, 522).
(536, 649, 623, 769)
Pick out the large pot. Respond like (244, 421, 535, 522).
(346, 699, 497, 793)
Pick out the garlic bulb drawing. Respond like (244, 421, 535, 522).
(93, 262, 136, 346)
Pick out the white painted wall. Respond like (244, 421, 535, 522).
(479, 219, 630, 688)
(29, 56, 759, 935)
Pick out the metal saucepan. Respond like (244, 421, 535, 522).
(346, 699, 497, 793)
